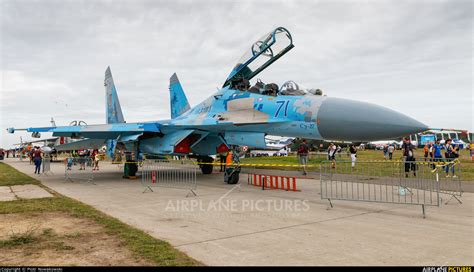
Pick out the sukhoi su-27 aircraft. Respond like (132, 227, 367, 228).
(7, 27, 428, 174)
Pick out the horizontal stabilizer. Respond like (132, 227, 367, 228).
(18, 123, 160, 140)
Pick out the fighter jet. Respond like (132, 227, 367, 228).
(7, 27, 428, 174)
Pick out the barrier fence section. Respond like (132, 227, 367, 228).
(64, 157, 94, 183)
(248, 173, 300, 191)
(42, 154, 52, 175)
(434, 160, 463, 204)
(141, 159, 198, 196)
(320, 160, 443, 217)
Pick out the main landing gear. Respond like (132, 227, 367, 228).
(197, 156, 214, 174)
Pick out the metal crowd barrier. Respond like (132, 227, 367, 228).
(41, 154, 53, 176)
(320, 160, 445, 217)
(310, 152, 346, 159)
(432, 159, 462, 204)
(64, 157, 94, 183)
(141, 159, 198, 196)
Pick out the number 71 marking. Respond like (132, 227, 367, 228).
(275, 100, 289, 117)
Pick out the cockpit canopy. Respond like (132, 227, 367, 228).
(279, 81, 323, 96)
(223, 27, 294, 88)
(279, 81, 305, 96)
(222, 27, 323, 97)
(245, 79, 323, 97)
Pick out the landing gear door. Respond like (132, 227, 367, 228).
(223, 27, 294, 87)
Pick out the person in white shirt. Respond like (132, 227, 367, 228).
(327, 143, 337, 169)
(349, 145, 357, 168)
(388, 145, 395, 160)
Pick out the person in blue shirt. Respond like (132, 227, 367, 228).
(431, 140, 443, 170)
(432, 140, 443, 159)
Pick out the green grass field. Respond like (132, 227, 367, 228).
(240, 149, 474, 181)
(0, 162, 201, 266)
(0, 163, 40, 186)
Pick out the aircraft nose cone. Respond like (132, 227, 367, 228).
(317, 97, 428, 141)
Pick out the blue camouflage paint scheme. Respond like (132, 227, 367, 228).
(105, 66, 125, 158)
(16, 87, 327, 154)
(140, 130, 194, 154)
(105, 66, 125, 125)
(7, 27, 428, 158)
(169, 73, 191, 119)
(225, 132, 266, 149)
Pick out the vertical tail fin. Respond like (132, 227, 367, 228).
(104, 66, 124, 159)
(169, 73, 190, 119)
(104, 66, 125, 124)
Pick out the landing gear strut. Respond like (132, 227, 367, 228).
(224, 145, 242, 184)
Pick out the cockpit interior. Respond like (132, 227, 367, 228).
(230, 77, 323, 97)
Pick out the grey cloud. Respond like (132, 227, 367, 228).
(1, 0, 472, 147)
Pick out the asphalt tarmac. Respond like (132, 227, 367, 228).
(4, 158, 473, 266)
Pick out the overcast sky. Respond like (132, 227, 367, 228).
(1, 0, 472, 148)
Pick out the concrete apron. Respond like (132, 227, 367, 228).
(3, 158, 473, 266)
(0, 184, 53, 201)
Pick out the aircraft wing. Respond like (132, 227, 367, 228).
(14, 137, 58, 145)
(53, 138, 107, 151)
(8, 122, 161, 139)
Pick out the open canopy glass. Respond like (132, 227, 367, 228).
(223, 27, 294, 87)
(279, 80, 324, 96)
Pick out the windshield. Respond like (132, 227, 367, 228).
(279, 80, 323, 96)
(224, 27, 294, 87)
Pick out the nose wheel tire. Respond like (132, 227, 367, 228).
(227, 172, 239, 184)
(224, 167, 240, 184)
